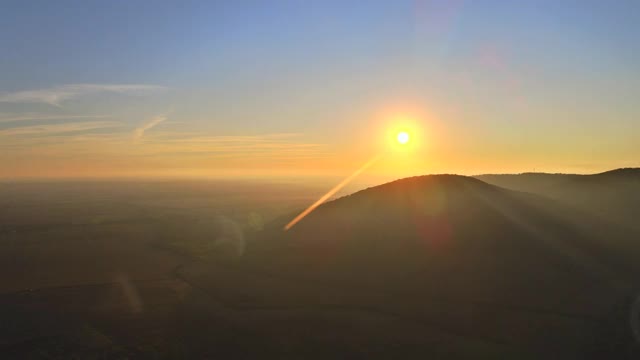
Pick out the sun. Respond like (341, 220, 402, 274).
(396, 131, 410, 145)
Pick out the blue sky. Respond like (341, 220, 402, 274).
(1, 1, 639, 178)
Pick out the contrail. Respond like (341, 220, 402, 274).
(284, 154, 381, 231)
(133, 115, 166, 140)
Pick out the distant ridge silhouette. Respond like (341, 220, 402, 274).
(476, 168, 640, 230)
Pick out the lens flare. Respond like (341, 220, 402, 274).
(284, 155, 381, 231)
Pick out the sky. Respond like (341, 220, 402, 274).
(1, 0, 639, 180)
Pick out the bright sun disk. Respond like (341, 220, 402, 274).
(397, 131, 410, 144)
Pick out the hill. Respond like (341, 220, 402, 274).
(212, 174, 640, 358)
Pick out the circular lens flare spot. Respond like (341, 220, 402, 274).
(397, 131, 410, 144)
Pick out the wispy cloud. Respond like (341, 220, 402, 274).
(155, 133, 302, 143)
(0, 113, 111, 123)
(0, 84, 166, 106)
(133, 115, 167, 140)
(135, 132, 328, 158)
(0, 121, 122, 136)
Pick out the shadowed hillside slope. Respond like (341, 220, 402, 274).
(255, 175, 639, 290)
